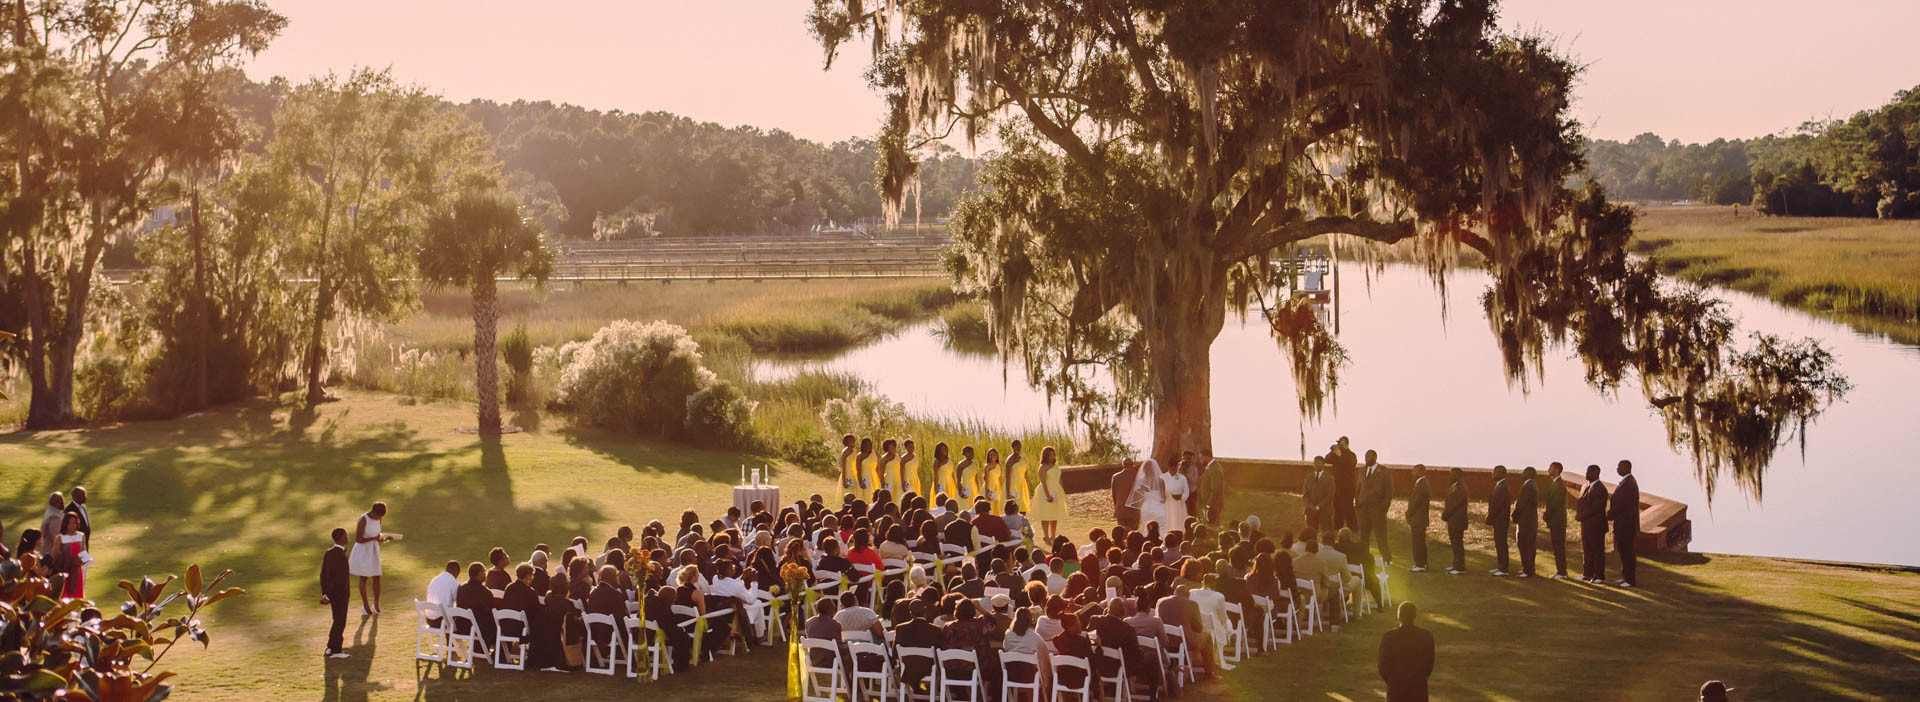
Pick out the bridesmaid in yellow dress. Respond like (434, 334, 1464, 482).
(1029, 446, 1068, 543)
(901, 439, 924, 497)
(877, 438, 900, 498)
(932, 443, 955, 500)
(956, 446, 978, 503)
(837, 434, 858, 495)
(982, 448, 1004, 507)
(855, 437, 876, 498)
(1005, 439, 1031, 513)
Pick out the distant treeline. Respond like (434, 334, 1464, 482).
(1583, 83, 1920, 219)
(221, 76, 981, 239)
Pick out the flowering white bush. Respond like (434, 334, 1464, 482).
(820, 392, 908, 439)
(686, 380, 757, 447)
(556, 320, 729, 436)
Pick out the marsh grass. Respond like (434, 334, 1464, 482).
(1632, 206, 1920, 341)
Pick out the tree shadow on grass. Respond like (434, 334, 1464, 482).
(1211, 489, 1920, 701)
(556, 421, 775, 487)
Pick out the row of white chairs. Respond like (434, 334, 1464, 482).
(799, 628, 1184, 702)
(415, 597, 754, 680)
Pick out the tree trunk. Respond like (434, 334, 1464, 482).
(1145, 248, 1230, 466)
(190, 186, 209, 410)
(472, 276, 502, 435)
(303, 278, 333, 406)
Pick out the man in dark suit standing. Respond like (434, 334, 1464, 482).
(1486, 466, 1512, 576)
(1543, 463, 1569, 580)
(1512, 467, 1539, 578)
(1405, 465, 1431, 572)
(319, 528, 351, 659)
(1575, 464, 1610, 583)
(1356, 450, 1394, 564)
(1329, 438, 1359, 531)
(1442, 469, 1468, 575)
(1302, 457, 1334, 531)
(1110, 460, 1140, 530)
(1377, 601, 1435, 701)
(64, 486, 92, 551)
(1607, 460, 1641, 588)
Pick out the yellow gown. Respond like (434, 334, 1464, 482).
(1006, 455, 1031, 512)
(983, 461, 1004, 505)
(936, 460, 956, 499)
(856, 452, 874, 494)
(879, 454, 900, 496)
(1030, 464, 1069, 522)
(957, 461, 978, 501)
(904, 453, 924, 496)
(840, 450, 856, 492)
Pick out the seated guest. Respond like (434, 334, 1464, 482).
(646, 584, 694, 671)
(1046, 558, 1068, 594)
(1126, 594, 1167, 646)
(1190, 573, 1232, 670)
(1002, 606, 1053, 690)
(498, 563, 543, 654)
(587, 565, 629, 655)
(878, 525, 912, 562)
(530, 575, 578, 672)
(707, 561, 759, 653)
(425, 560, 460, 622)
(1049, 613, 1094, 689)
(454, 562, 497, 649)
(485, 547, 512, 591)
(895, 600, 944, 690)
(567, 559, 594, 602)
(836, 590, 886, 646)
(846, 528, 886, 576)
(804, 599, 842, 667)
(943, 509, 978, 556)
(816, 538, 852, 578)
(1090, 597, 1157, 694)
(954, 563, 987, 599)
(992, 558, 1026, 592)
(912, 522, 942, 559)
(1156, 584, 1200, 667)
(529, 550, 551, 592)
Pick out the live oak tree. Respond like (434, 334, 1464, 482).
(417, 191, 554, 435)
(811, 0, 1847, 499)
(1, 0, 283, 428)
(258, 69, 495, 406)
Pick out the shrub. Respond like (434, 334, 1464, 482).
(820, 392, 909, 439)
(555, 320, 717, 436)
(76, 355, 149, 421)
(685, 380, 757, 447)
(501, 324, 534, 404)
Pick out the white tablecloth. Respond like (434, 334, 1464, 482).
(734, 485, 780, 516)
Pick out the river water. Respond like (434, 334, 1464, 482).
(759, 264, 1920, 566)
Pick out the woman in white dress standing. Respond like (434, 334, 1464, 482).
(1162, 465, 1191, 534)
(1128, 460, 1167, 531)
(348, 502, 393, 615)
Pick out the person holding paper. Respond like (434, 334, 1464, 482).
(349, 502, 395, 615)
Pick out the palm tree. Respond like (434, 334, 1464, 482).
(418, 191, 554, 435)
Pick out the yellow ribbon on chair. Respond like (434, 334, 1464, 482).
(689, 616, 709, 668)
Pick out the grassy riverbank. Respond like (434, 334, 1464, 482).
(2, 390, 1915, 700)
(1631, 205, 1920, 342)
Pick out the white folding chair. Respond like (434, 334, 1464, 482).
(671, 605, 731, 661)
(801, 637, 848, 702)
(1096, 646, 1132, 702)
(935, 648, 984, 702)
(1375, 558, 1395, 611)
(1253, 594, 1297, 648)
(1139, 635, 1179, 696)
(813, 569, 846, 596)
(1163, 627, 1195, 685)
(583, 612, 626, 676)
(643, 620, 674, 680)
(1000, 650, 1043, 702)
(413, 600, 447, 663)
(1221, 602, 1249, 664)
(1295, 579, 1323, 634)
(623, 615, 647, 678)
(492, 609, 529, 670)
(1348, 564, 1373, 615)
(848, 640, 894, 702)
(444, 606, 485, 670)
(895, 646, 940, 702)
(1049, 655, 1094, 702)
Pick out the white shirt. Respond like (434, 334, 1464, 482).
(709, 575, 756, 604)
(426, 571, 459, 608)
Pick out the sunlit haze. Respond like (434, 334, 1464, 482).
(246, 0, 1920, 147)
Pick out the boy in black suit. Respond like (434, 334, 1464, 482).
(321, 528, 351, 658)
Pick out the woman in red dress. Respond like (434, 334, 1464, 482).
(57, 512, 87, 599)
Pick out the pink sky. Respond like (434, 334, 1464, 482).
(245, 1, 1920, 146)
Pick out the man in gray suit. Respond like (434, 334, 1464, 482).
(1357, 450, 1394, 564)
(1405, 465, 1432, 572)
(1302, 456, 1335, 531)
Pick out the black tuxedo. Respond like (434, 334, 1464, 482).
(456, 579, 498, 647)
(1511, 481, 1538, 576)
(895, 618, 944, 686)
(499, 581, 542, 641)
(1486, 479, 1512, 572)
(320, 545, 349, 653)
(1576, 480, 1610, 580)
(1377, 624, 1435, 701)
(1607, 474, 1641, 585)
(1405, 477, 1431, 569)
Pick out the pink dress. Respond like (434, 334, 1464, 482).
(59, 533, 85, 599)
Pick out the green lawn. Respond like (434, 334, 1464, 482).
(3, 391, 1916, 700)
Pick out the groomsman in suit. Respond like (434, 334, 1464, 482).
(319, 528, 351, 659)
(1512, 467, 1539, 578)
(1544, 463, 1569, 580)
(64, 486, 92, 551)
(1329, 438, 1359, 531)
(1442, 469, 1469, 575)
(1303, 457, 1335, 531)
(1575, 465, 1610, 583)
(1405, 465, 1432, 572)
(1485, 466, 1512, 576)
(1357, 450, 1394, 564)
(1607, 460, 1641, 588)
(1110, 461, 1141, 530)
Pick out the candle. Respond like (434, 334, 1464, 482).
(740, 464, 746, 485)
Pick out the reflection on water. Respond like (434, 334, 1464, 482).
(759, 264, 1920, 566)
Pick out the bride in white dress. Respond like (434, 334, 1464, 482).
(1162, 467, 1191, 533)
(1127, 460, 1168, 529)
